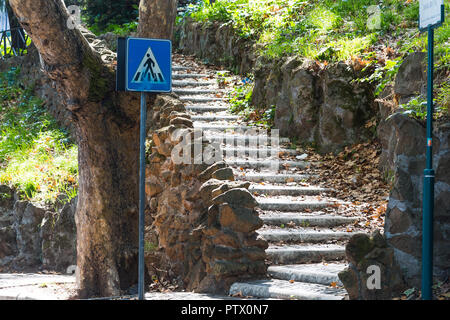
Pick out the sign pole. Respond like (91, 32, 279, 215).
(422, 25, 435, 301)
(117, 37, 172, 300)
(138, 92, 147, 300)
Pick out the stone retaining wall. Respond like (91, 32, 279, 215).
(0, 185, 77, 272)
(378, 114, 450, 287)
(176, 19, 377, 153)
(176, 18, 256, 75)
(144, 95, 267, 293)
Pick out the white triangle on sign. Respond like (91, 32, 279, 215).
(132, 46, 166, 84)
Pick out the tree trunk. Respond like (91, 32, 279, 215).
(74, 94, 141, 297)
(138, 0, 177, 39)
(10, 0, 176, 298)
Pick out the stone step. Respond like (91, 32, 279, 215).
(173, 89, 219, 95)
(266, 244, 346, 264)
(225, 159, 308, 170)
(229, 279, 346, 300)
(191, 115, 240, 121)
(172, 66, 189, 71)
(257, 199, 331, 211)
(268, 263, 346, 286)
(180, 97, 225, 103)
(221, 147, 296, 157)
(258, 228, 357, 243)
(186, 105, 229, 112)
(205, 134, 290, 145)
(172, 73, 210, 79)
(260, 213, 358, 227)
(236, 173, 314, 183)
(173, 80, 217, 87)
(194, 124, 254, 131)
(249, 185, 330, 196)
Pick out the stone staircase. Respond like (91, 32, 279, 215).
(171, 61, 363, 300)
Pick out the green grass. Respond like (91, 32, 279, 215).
(185, 0, 449, 121)
(184, 0, 449, 67)
(228, 76, 276, 129)
(0, 68, 78, 205)
(87, 21, 138, 36)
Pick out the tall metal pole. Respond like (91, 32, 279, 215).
(138, 92, 147, 300)
(422, 26, 435, 301)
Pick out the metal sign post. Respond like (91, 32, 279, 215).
(418, 0, 445, 300)
(117, 37, 172, 300)
(138, 91, 147, 300)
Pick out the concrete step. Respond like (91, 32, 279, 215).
(186, 105, 229, 112)
(222, 147, 297, 155)
(221, 147, 296, 157)
(172, 73, 210, 79)
(257, 199, 331, 211)
(225, 159, 308, 170)
(268, 263, 346, 286)
(191, 115, 240, 121)
(205, 134, 290, 145)
(260, 213, 358, 227)
(266, 244, 346, 264)
(236, 173, 314, 183)
(173, 89, 219, 95)
(180, 97, 225, 103)
(229, 279, 346, 300)
(194, 124, 253, 131)
(258, 228, 357, 243)
(172, 66, 189, 71)
(249, 185, 330, 196)
(173, 80, 217, 87)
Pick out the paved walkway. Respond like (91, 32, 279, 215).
(0, 273, 76, 300)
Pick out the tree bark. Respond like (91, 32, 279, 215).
(9, 0, 176, 298)
(138, 0, 177, 39)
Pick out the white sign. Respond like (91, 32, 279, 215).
(420, 0, 444, 29)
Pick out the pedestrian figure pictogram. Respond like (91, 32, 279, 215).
(132, 46, 165, 84)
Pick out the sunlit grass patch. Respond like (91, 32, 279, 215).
(330, 35, 378, 62)
(0, 68, 78, 205)
(0, 131, 78, 204)
(308, 6, 342, 32)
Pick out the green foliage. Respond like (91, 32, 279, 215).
(184, 0, 449, 108)
(184, 0, 426, 62)
(0, 33, 32, 58)
(395, 1, 449, 71)
(398, 96, 428, 120)
(88, 21, 138, 37)
(228, 76, 276, 129)
(229, 81, 253, 114)
(437, 81, 450, 115)
(355, 57, 403, 97)
(396, 94, 447, 121)
(144, 241, 158, 253)
(84, 0, 139, 34)
(0, 68, 78, 204)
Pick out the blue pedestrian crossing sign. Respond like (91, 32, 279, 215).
(121, 38, 172, 93)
